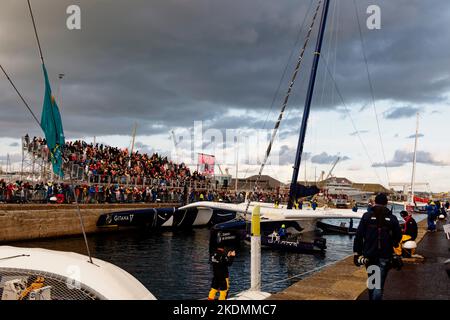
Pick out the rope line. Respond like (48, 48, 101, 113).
(0, 254, 31, 261)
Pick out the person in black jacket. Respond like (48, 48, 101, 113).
(208, 246, 235, 300)
(400, 210, 418, 241)
(353, 193, 402, 300)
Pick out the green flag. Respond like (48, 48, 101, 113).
(40, 64, 65, 176)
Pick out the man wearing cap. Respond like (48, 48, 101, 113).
(353, 193, 402, 300)
(400, 210, 418, 241)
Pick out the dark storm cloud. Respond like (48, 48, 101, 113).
(311, 152, 350, 164)
(383, 106, 420, 119)
(0, 0, 449, 139)
(406, 133, 424, 139)
(372, 150, 448, 167)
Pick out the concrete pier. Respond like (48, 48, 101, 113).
(0, 203, 179, 243)
(358, 220, 449, 300)
(269, 219, 434, 300)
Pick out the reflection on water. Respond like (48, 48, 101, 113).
(10, 204, 422, 299)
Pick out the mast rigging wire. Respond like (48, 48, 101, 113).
(322, 57, 384, 185)
(243, 0, 324, 218)
(353, 0, 390, 186)
(27, 0, 45, 65)
(0, 64, 41, 128)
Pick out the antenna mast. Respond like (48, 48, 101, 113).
(410, 113, 419, 204)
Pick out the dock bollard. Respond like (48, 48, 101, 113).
(250, 205, 261, 291)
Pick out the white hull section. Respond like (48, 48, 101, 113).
(180, 201, 364, 222)
(0, 246, 156, 300)
(192, 207, 213, 226)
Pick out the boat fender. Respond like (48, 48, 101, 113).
(402, 241, 417, 250)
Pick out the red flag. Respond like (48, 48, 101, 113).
(198, 153, 215, 175)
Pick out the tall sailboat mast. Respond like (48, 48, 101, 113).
(410, 112, 419, 204)
(288, 0, 331, 208)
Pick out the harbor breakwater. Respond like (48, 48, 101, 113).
(0, 203, 179, 243)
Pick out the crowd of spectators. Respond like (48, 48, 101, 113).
(0, 180, 187, 204)
(0, 135, 285, 205)
(24, 134, 207, 184)
(0, 179, 285, 205)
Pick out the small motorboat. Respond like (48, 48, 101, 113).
(316, 220, 357, 235)
(210, 218, 326, 254)
(260, 234, 326, 254)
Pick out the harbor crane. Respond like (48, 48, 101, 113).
(325, 157, 340, 180)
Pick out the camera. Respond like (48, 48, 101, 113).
(354, 254, 369, 267)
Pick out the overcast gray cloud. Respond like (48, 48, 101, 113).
(311, 152, 350, 164)
(372, 149, 448, 167)
(0, 0, 449, 140)
(278, 145, 311, 165)
(384, 106, 420, 119)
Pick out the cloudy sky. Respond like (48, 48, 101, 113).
(0, 0, 449, 191)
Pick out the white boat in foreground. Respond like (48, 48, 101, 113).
(0, 246, 156, 300)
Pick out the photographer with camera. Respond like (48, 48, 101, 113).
(353, 193, 402, 300)
(208, 245, 236, 300)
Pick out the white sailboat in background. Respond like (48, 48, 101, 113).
(390, 112, 430, 213)
(405, 113, 429, 212)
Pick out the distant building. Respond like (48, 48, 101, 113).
(230, 175, 284, 191)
